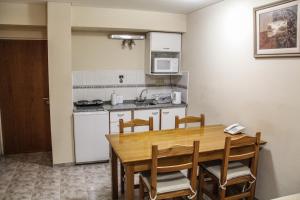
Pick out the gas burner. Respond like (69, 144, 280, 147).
(74, 100, 89, 106)
(74, 99, 104, 107)
(92, 99, 104, 105)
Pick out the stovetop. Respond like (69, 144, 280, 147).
(74, 99, 103, 106)
(73, 99, 104, 112)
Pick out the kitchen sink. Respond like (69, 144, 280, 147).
(134, 100, 157, 106)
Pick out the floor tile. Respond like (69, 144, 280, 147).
(3, 192, 32, 200)
(0, 152, 115, 200)
(60, 188, 88, 200)
(31, 189, 60, 200)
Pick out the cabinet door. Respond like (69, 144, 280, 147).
(110, 111, 132, 134)
(134, 109, 160, 132)
(150, 32, 181, 52)
(161, 107, 186, 130)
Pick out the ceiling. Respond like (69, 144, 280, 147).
(0, 0, 223, 14)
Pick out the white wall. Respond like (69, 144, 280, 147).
(72, 6, 186, 32)
(183, 0, 300, 199)
(48, 2, 73, 164)
(0, 2, 46, 26)
(72, 31, 145, 70)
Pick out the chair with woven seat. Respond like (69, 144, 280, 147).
(198, 132, 261, 200)
(175, 114, 205, 129)
(139, 141, 200, 200)
(119, 117, 154, 194)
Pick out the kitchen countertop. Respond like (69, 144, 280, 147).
(73, 100, 187, 112)
(103, 102, 187, 112)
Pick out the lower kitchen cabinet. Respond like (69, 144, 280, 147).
(161, 107, 186, 130)
(110, 110, 132, 134)
(133, 109, 160, 132)
(109, 107, 186, 133)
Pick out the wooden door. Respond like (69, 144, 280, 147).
(0, 40, 51, 154)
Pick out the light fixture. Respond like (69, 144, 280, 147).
(109, 34, 145, 40)
(109, 34, 145, 50)
(122, 40, 129, 49)
(129, 40, 136, 49)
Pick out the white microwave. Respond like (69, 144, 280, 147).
(152, 58, 179, 73)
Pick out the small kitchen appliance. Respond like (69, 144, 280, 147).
(111, 91, 117, 106)
(171, 91, 182, 104)
(74, 99, 104, 112)
(152, 57, 179, 73)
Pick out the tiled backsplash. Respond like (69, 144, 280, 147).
(72, 69, 188, 103)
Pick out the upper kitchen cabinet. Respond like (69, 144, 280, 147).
(149, 32, 181, 52)
(145, 32, 182, 75)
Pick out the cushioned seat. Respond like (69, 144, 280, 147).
(204, 162, 251, 180)
(140, 171, 191, 194)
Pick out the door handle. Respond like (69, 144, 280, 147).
(42, 97, 49, 105)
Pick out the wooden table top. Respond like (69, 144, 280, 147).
(106, 125, 266, 164)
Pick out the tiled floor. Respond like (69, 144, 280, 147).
(0, 152, 132, 200)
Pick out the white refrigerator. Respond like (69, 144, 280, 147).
(73, 111, 109, 163)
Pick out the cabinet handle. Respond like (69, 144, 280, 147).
(152, 112, 158, 115)
(117, 114, 125, 117)
(163, 47, 170, 50)
(162, 111, 169, 115)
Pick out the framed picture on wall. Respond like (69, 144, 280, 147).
(254, 0, 300, 57)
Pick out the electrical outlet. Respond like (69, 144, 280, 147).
(119, 75, 124, 83)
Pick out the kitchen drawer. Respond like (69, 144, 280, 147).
(110, 111, 131, 123)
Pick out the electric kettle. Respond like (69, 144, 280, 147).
(171, 91, 181, 104)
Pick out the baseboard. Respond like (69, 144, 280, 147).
(53, 162, 75, 167)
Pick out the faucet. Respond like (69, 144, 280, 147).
(138, 89, 148, 101)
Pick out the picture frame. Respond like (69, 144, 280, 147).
(254, 0, 300, 57)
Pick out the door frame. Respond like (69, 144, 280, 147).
(0, 109, 3, 155)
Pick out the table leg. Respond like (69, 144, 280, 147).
(111, 146, 118, 200)
(125, 165, 134, 200)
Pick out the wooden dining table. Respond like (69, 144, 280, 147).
(105, 124, 266, 200)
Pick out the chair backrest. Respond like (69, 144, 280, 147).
(220, 132, 261, 185)
(119, 117, 153, 134)
(175, 114, 205, 129)
(150, 141, 200, 197)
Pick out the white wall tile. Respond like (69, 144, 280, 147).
(72, 69, 189, 103)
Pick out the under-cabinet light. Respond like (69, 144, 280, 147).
(109, 34, 145, 40)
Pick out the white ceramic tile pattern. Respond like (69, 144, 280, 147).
(72, 69, 188, 103)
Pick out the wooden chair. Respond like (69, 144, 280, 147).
(119, 117, 154, 194)
(175, 114, 205, 129)
(198, 132, 261, 200)
(139, 141, 200, 200)
(119, 117, 153, 134)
